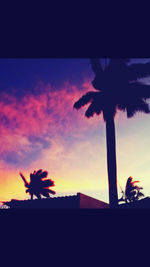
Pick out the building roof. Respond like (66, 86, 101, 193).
(3, 192, 109, 209)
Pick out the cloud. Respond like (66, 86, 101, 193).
(0, 76, 107, 202)
(2, 78, 150, 202)
(28, 133, 108, 199)
(0, 80, 102, 167)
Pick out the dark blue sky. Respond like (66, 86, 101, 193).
(0, 59, 92, 94)
(0, 58, 149, 96)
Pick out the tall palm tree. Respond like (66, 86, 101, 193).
(73, 58, 150, 208)
(19, 169, 56, 200)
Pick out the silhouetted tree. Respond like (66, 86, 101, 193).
(19, 169, 56, 200)
(74, 58, 150, 208)
(118, 176, 144, 203)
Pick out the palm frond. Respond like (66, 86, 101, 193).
(41, 192, 50, 198)
(130, 186, 139, 191)
(135, 99, 150, 113)
(19, 173, 30, 188)
(137, 187, 143, 190)
(117, 103, 126, 112)
(35, 169, 43, 176)
(47, 189, 56, 195)
(40, 171, 48, 179)
(40, 188, 50, 197)
(40, 179, 54, 188)
(85, 102, 98, 118)
(126, 98, 150, 118)
(137, 192, 144, 197)
(131, 180, 140, 185)
(129, 82, 150, 99)
(127, 62, 150, 81)
(73, 91, 98, 110)
(126, 106, 136, 117)
(85, 95, 103, 118)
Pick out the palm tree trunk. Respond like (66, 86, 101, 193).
(106, 116, 118, 208)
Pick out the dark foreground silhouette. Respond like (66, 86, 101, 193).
(19, 169, 56, 200)
(118, 197, 150, 209)
(3, 193, 109, 209)
(74, 58, 150, 208)
(118, 176, 144, 203)
(3, 195, 150, 209)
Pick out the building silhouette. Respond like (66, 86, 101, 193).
(3, 192, 109, 209)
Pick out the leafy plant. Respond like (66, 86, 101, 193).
(118, 176, 144, 203)
(19, 169, 56, 200)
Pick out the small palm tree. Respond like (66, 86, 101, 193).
(118, 176, 144, 203)
(19, 169, 56, 200)
(74, 58, 150, 208)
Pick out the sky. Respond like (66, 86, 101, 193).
(0, 58, 150, 204)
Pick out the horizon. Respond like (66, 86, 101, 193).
(0, 58, 150, 204)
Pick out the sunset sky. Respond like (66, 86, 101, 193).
(0, 58, 150, 204)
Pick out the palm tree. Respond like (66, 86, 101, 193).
(73, 58, 150, 208)
(19, 169, 56, 200)
(118, 176, 144, 203)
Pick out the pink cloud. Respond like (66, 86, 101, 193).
(1, 79, 150, 202)
(0, 81, 101, 162)
(1, 78, 146, 163)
